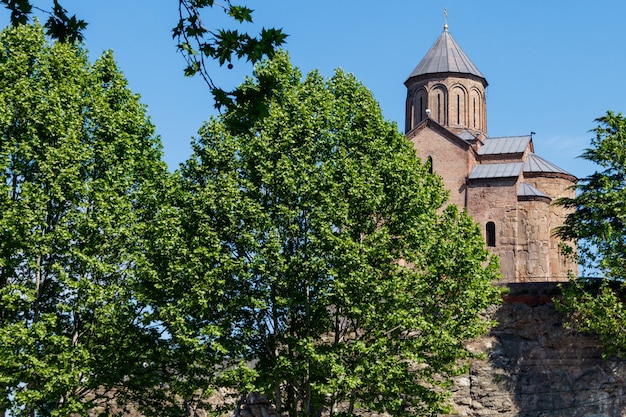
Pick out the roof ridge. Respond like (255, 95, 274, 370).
(486, 135, 532, 140)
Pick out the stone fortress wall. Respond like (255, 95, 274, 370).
(446, 287, 626, 417)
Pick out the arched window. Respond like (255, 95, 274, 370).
(432, 85, 447, 125)
(426, 156, 433, 174)
(451, 86, 466, 126)
(469, 88, 483, 132)
(486, 222, 496, 247)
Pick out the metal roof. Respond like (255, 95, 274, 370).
(468, 162, 523, 180)
(458, 129, 478, 142)
(478, 136, 531, 155)
(523, 153, 573, 176)
(407, 29, 486, 80)
(518, 182, 550, 199)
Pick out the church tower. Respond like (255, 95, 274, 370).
(405, 23, 488, 138)
(404, 21, 577, 283)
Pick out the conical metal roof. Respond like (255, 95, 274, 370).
(407, 28, 486, 81)
(518, 182, 550, 200)
(523, 153, 573, 177)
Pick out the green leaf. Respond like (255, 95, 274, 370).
(228, 5, 254, 23)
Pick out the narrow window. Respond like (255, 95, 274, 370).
(419, 97, 423, 122)
(457, 94, 461, 125)
(427, 156, 433, 174)
(486, 222, 496, 247)
(437, 94, 441, 123)
(473, 97, 476, 128)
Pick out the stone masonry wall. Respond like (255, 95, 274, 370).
(446, 290, 626, 417)
(466, 179, 518, 282)
(524, 175, 578, 279)
(516, 200, 552, 282)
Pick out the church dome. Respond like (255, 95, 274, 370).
(406, 27, 487, 84)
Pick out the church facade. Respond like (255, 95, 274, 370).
(404, 24, 577, 283)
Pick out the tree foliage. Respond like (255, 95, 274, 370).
(0, 24, 182, 416)
(556, 111, 626, 279)
(555, 111, 626, 358)
(1, 0, 287, 107)
(556, 280, 626, 359)
(167, 52, 501, 417)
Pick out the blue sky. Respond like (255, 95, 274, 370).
(3, 1, 626, 178)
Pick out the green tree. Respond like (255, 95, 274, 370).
(169, 52, 501, 417)
(0, 24, 180, 416)
(1, 0, 287, 106)
(555, 111, 626, 358)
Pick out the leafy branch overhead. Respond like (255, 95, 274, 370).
(0, 0, 86, 42)
(174, 0, 287, 106)
(0, 0, 288, 105)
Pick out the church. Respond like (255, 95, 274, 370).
(404, 22, 577, 283)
